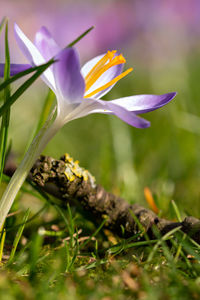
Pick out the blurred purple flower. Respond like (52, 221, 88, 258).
(1, 0, 200, 66)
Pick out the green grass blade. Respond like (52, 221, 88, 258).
(35, 89, 55, 134)
(29, 233, 43, 280)
(66, 203, 75, 247)
(174, 233, 186, 263)
(0, 61, 53, 93)
(67, 26, 94, 48)
(54, 205, 72, 235)
(0, 21, 10, 184)
(77, 258, 108, 271)
(5, 203, 47, 232)
(176, 232, 200, 262)
(0, 223, 6, 263)
(0, 59, 54, 117)
(22, 89, 55, 155)
(64, 240, 71, 272)
(152, 225, 174, 263)
(80, 218, 107, 249)
(108, 239, 159, 255)
(7, 209, 30, 264)
(171, 200, 182, 222)
(0, 17, 6, 35)
(67, 240, 79, 272)
(146, 226, 181, 265)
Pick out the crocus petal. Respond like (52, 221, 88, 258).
(34, 27, 61, 61)
(67, 92, 176, 128)
(53, 48, 85, 104)
(14, 23, 56, 92)
(67, 98, 150, 128)
(66, 98, 107, 121)
(0, 63, 31, 77)
(109, 92, 177, 114)
(106, 102, 150, 128)
(14, 24, 45, 66)
(81, 53, 124, 99)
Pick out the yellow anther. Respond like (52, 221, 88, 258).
(85, 52, 119, 90)
(84, 53, 110, 82)
(107, 50, 117, 61)
(84, 67, 133, 98)
(85, 59, 126, 91)
(117, 54, 126, 63)
(84, 50, 117, 85)
(84, 50, 131, 97)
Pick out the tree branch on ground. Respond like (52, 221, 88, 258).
(4, 154, 200, 243)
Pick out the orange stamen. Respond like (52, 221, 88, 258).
(85, 56, 126, 91)
(84, 50, 133, 98)
(144, 187, 159, 214)
(84, 67, 133, 98)
(84, 50, 116, 83)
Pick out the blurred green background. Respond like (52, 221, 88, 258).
(1, 0, 200, 216)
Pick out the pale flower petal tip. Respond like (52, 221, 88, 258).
(36, 26, 51, 38)
(34, 26, 60, 61)
(138, 91, 177, 113)
(137, 91, 177, 113)
(14, 23, 46, 67)
(108, 92, 177, 115)
(156, 92, 177, 107)
(14, 23, 56, 92)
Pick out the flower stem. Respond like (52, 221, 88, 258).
(0, 115, 62, 229)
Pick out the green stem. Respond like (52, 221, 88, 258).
(0, 115, 62, 229)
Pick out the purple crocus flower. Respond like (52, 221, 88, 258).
(3, 24, 176, 129)
(0, 24, 177, 229)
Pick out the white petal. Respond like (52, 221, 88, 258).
(65, 98, 108, 122)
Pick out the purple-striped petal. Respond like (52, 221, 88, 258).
(67, 98, 150, 128)
(14, 24, 46, 67)
(34, 27, 60, 61)
(53, 48, 85, 103)
(109, 92, 176, 114)
(106, 102, 150, 128)
(0, 63, 31, 77)
(14, 23, 56, 92)
(82, 53, 124, 99)
(75, 92, 176, 128)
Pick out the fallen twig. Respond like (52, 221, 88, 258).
(4, 153, 200, 243)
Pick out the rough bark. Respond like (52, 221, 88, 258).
(17, 154, 200, 243)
